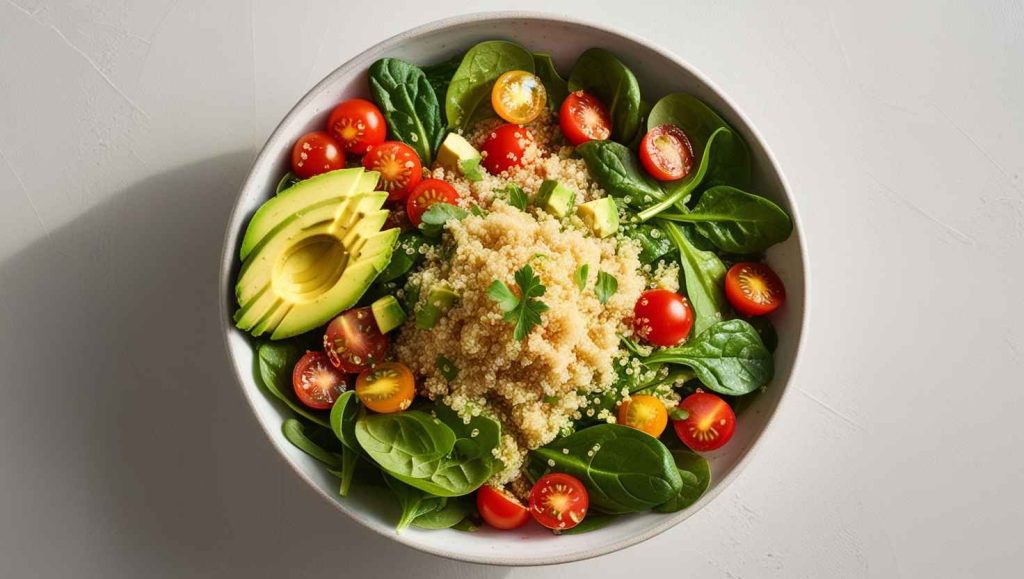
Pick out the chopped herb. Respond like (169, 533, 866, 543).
(504, 183, 529, 211)
(486, 264, 550, 341)
(595, 271, 618, 304)
(419, 203, 469, 239)
(459, 157, 484, 182)
(573, 264, 590, 292)
(436, 355, 459, 381)
(469, 204, 487, 217)
(543, 395, 560, 405)
(530, 253, 549, 265)
(669, 408, 690, 421)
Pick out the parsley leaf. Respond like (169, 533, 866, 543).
(504, 183, 529, 211)
(459, 157, 484, 182)
(419, 203, 469, 239)
(486, 264, 549, 341)
(573, 264, 590, 292)
(595, 271, 618, 304)
(436, 355, 459, 381)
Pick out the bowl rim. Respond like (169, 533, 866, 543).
(218, 9, 811, 567)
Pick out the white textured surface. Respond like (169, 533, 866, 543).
(0, 1, 1020, 577)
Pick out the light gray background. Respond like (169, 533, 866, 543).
(1, 1, 1021, 577)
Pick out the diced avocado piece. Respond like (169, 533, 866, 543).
(435, 133, 482, 176)
(577, 197, 619, 238)
(535, 179, 577, 218)
(371, 295, 406, 333)
(415, 284, 459, 329)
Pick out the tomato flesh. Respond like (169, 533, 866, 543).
(559, 91, 611, 145)
(355, 362, 416, 414)
(477, 485, 530, 530)
(617, 394, 668, 437)
(362, 141, 423, 201)
(405, 178, 459, 226)
(674, 392, 736, 452)
(633, 289, 694, 347)
(725, 262, 786, 317)
(327, 98, 386, 155)
(529, 473, 589, 531)
(292, 351, 349, 410)
(480, 124, 531, 175)
(291, 131, 345, 179)
(492, 70, 547, 125)
(323, 307, 389, 373)
(640, 124, 695, 181)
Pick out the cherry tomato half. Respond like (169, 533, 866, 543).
(327, 98, 386, 155)
(633, 289, 694, 347)
(362, 141, 423, 201)
(355, 362, 416, 414)
(640, 124, 695, 181)
(673, 392, 736, 452)
(323, 307, 389, 373)
(529, 473, 589, 531)
(405, 178, 459, 226)
(725, 262, 786, 317)
(477, 485, 530, 530)
(291, 131, 345, 179)
(559, 90, 611, 146)
(480, 124, 531, 175)
(617, 394, 668, 438)
(292, 351, 350, 410)
(492, 70, 547, 125)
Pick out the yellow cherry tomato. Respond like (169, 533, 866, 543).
(491, 70, 547, 125)
(355, 362, 416, 413)
(617, 394, 668, 437)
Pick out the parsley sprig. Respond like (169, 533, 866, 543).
(487, 264, 549, 341)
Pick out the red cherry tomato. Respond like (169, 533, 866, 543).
(323, 307, 389, 373)
(673, 392, 736, 452)
(725, 262, 786, 317)
(639, 124, 695, 181)
(291, 351, 350, 410)
(291, 131, 345, 179)
(480, 124, 531, 175)
(362, 141, 423, 201)
(633, 289, 694, 347)
(405, 178, 459, 226)
(559, 91, 612, 145)
(327, 98, 386, 155)
(528, 473, 589, 531)
(477, 485, 530, 530)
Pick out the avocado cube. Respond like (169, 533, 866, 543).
(415, 284, 460, 329)
(436, 133, 481, 176)
(577, 197, 619, 238)
(371, 295, 406, 334)
(534, 180, 577, 218)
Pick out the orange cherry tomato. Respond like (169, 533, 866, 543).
(291, 131, 345, 179)
(323, 307, 389, 373)
(639, 124, 695, 181)
(559, 91, 611, 145)
(529, 473, 589, 531)
(477, 485, 530, 530)
(491, 70, 547, 124)
(355, 362, 416, 414)
(291, 351, 350, 410)
(362, 141, 423, 201)
(725, 262, 786, 317)
(617, 394, 668, 437)
(673, 392, 736, 452)
(327, 98, 386, 155)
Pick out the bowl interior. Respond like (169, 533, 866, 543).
(220, 12, 805, 566)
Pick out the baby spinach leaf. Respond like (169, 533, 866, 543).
(644, 319, 774, 396)
(436, 355, 459, 381)
(369, 58, 445, 165)
(595, 271, 618, 304)
(331, 445, 360, 497)
(378, 231, 430, 283)
(660, 186, 792, 253)
(422, 56, 462, 124)
(661, 222, 728, 335)
(568, 48, 643, 143)
(577, 140, 663, 207)
(412, 495, 475, 529)
(574, 264, 590, 292)
(329, 390, 361, 450)
(383, 473, 447, 533)
(282, 419, 343, 469)
(622, 223, 673, 264)
(653, 450, 711, 513)
(745, 316, 778, 353)
(355, 411, 456, 479)
(446, 40, 534, 130)
(275, 172, 301, 195)
(560, 512, 618, 535)
(531, 423, 683, 514)
(418, 203, 469, 239)
(533, 52, 569, 109)
(430, 403, 503, 481)
(256, 342, 330, 428)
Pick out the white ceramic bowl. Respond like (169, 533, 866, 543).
(220, 11, 807, 566)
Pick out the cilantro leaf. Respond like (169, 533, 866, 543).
(436, 355, 459, 381)
(504, 184, 529, 211)
(419, 203, 469, 239)
(574, 264, 590, 292)
(595, 271, 618, 305)
(459, 157, 484, 182)
(487, 264, 549, 341)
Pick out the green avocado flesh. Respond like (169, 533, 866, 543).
(234, 168, 399, 339)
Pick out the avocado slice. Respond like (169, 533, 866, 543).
(535, 179, 577, 218)
(435, 133, 482, 177)
(415, 284, 459, 329)
(577, 197, 619, 238)
(371, 295, 406, 333)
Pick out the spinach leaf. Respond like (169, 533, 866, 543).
(378, 232, 430, 283)
(622, 223, 672, 264)
(276, 172, 300, 195)
(436, 355, 459, 381)
(429, 403, 503, 486)
(644, 319, 774, 396)
(560, 512, 618, 535)
(533, 53, 569, 109)
(256, 342, 330, 428)
(577, 140, 663, 207)
(745, 316, 778, 353)
(653, 449, 711, 513)
(661, 222, 728, 335)
(282, 419, 343, 469)
(568, 48, 643, 143)
(446, 40, 534, 130)
(329, 445, 360, 497)
(383, 473, 446, 533)
(422, 56, 462, 124)
(418, 202, 469, 239)
(530, 423, 683, 514)
(329, 390, 361, 450)
(660, 186, 792, 253)
(412, 495, 475, 529)
(369, 58, 445, 165)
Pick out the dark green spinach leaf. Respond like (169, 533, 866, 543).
(257, 342, 330, 428)
(422, 56, 462, 124)
(622, 223, 672, 264)
(446, 40, 534, 130)
(329, 390, 361, 450)
(577, 140, 663, 207)
(653, 450, 711, 513)
(533, 53, 569, 109)
(411, 495, 475, 530)
(369, 58, 446, 165)
(383, 473, 446, 533)
(568, 48, 643, 143)
(560, 512, 618, 535)
(276, 172, 300, 195)
(378, 231, 430, 283)
(282, 418, 343, 469)
(660, 186, 792, 253)
(661, 222, 728, 335)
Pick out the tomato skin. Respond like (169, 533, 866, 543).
(559, 91, 612, 145)
(362, 141, 423, 201)
(617, 394, 668, 438)
(355, 362, 416, 414)
(477, 486, 530, 530)
(405, 179, 459, 226)
(291, 131, 345, 179)
(327, 98, 386, 154)
(491, 70, 547, 125)
(673, 392, 736, 452)
(529, 473, 589, 531)
(291, 351, 350, 410)
(323, 307, 389, 373)
(639, 124, 695, 181)
(725, 262, 786, 317)
(480, 124, 531, 175)
(633, 289, 694, 347)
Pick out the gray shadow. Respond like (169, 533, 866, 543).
(0, 152, 510, 578)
